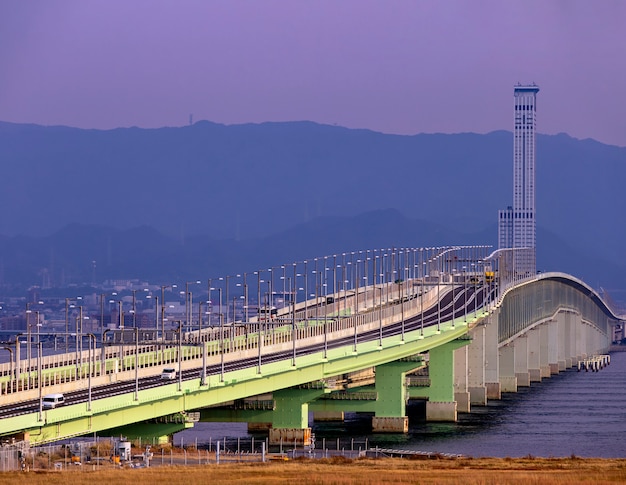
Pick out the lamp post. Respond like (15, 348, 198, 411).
(219, 302, 224, 382)
(471, 263, 477, 318)
(87, 333, 96, 410)
(131, 290, 137, 328)
(13, 334, 23, 384)
(198, 299, 204, 338)
(185, 281, 201, 333)
(25, 300, 43, 376)
(65, 298, 70, 353)
(290, 275, 297, 367)
(0, 346, 13, 393)
(257, 282, 262, 374)
(134, 327, 139, 400)
(463, 266, 468, 323)
(421, 259, 426, 336)
(378, 287, 383, 348)
(37, 341, 42, 422)
(176, 321, 183, 392)
(100, 294, 106, 343)
(436, 253, 441, 333)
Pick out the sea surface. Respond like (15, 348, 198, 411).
(174, 351, 626, 458)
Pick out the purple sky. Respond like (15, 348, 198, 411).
(1, 1, 625, 146)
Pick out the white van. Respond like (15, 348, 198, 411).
(160, 368, 176, 380)
(42, 393, 65, 409)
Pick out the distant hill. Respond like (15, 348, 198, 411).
(0, 121, 624, 295)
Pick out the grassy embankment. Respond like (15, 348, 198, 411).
(2, 455, 625, 484)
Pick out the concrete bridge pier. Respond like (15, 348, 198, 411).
(372, 361, 419, 432)
(527, 328, 542, 382)
(467, 325, 487, 405)
(484, 309, 501, 400)
(453, 345, 470, 413)
(548, 319, 560, 374)
(498, 344, 517, 393)
(539, 324, 551, 378)
(269, 388, 324, 446)
(514, 335, 531, 387)
(424, 339, 470, 422)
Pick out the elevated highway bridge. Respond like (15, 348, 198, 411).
(0, 246, 621, 446)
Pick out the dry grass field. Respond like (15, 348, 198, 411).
(1, 456, 625, 484)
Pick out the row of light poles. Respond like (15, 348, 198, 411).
(3, 246, 496, 403)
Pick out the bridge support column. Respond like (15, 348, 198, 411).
(484, 309, 501, 400)
(527, 328, 542, 382)
(270, 388, 324, 446)
(453, 345, 470, 413)
(468, 325, 487, 405)
(373, 361, 418, 432)
(499, 344, 517, 393)
(563, 313, 578, 369)
(540, 325, 551, 378)
(548, 320, 560, 374)
(514, 335, 530, 387)
(425, 339, 469, 421)
(569, 313, 580, 365)
(556, 314, 567, 371)
(574, 314, 585, 361)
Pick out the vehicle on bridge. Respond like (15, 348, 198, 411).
(42, 393, 65, 409)
(160, 368, 176, 380)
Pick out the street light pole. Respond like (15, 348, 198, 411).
(132, 290, 137, 328)
(100, 294, 105, 343)
(421, 258, 426, 336)
(65, 298, 69, 353)
(86, 333, 95, 411)
(37, 341, 42, 422)
(463, 266, 467, 323)
(378, 287, 383, 348)
(134, 327, 139, 401)
(177, 322, 183, 392)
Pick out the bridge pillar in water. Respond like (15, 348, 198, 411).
(527, 328, 542, 382)
(467, 325, 487, 405)
(425, 339, 469, 421)
(557, 312, 571, 370)
(269, 388, 324, 446)
(484, 309, 501, 400)
(548, 319, 560, 374)
(499, 344, 517, 393)
(372, 361, 418, 432)
(514, 335, 530, 387)
(574, 313, 585, 361)
(539, 324, 551, 378)
(453, 345, 470, 413)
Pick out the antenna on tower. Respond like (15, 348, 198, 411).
(189, 114, 193, 126)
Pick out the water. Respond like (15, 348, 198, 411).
(174, 352, 626, 458)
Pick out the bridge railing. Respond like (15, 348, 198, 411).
(497, 274, 616, 343)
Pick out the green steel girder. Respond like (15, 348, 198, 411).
(199, 408, 276, 423)
(425, 339, 470, 402)
(272, 388, 327, 429)
(5, 319, 471, 445)
(374, 361, 422, 417)
(104, 420, 191, 443)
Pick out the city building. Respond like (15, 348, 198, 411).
(498, 83, 539, 275)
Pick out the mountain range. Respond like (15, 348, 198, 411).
(0, 121, 624, 300)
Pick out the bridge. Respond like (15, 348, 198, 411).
(0, 246, 622, 446)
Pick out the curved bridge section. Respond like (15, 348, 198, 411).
(0, 247, 621, 446)
(455, 272, 618, 410)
